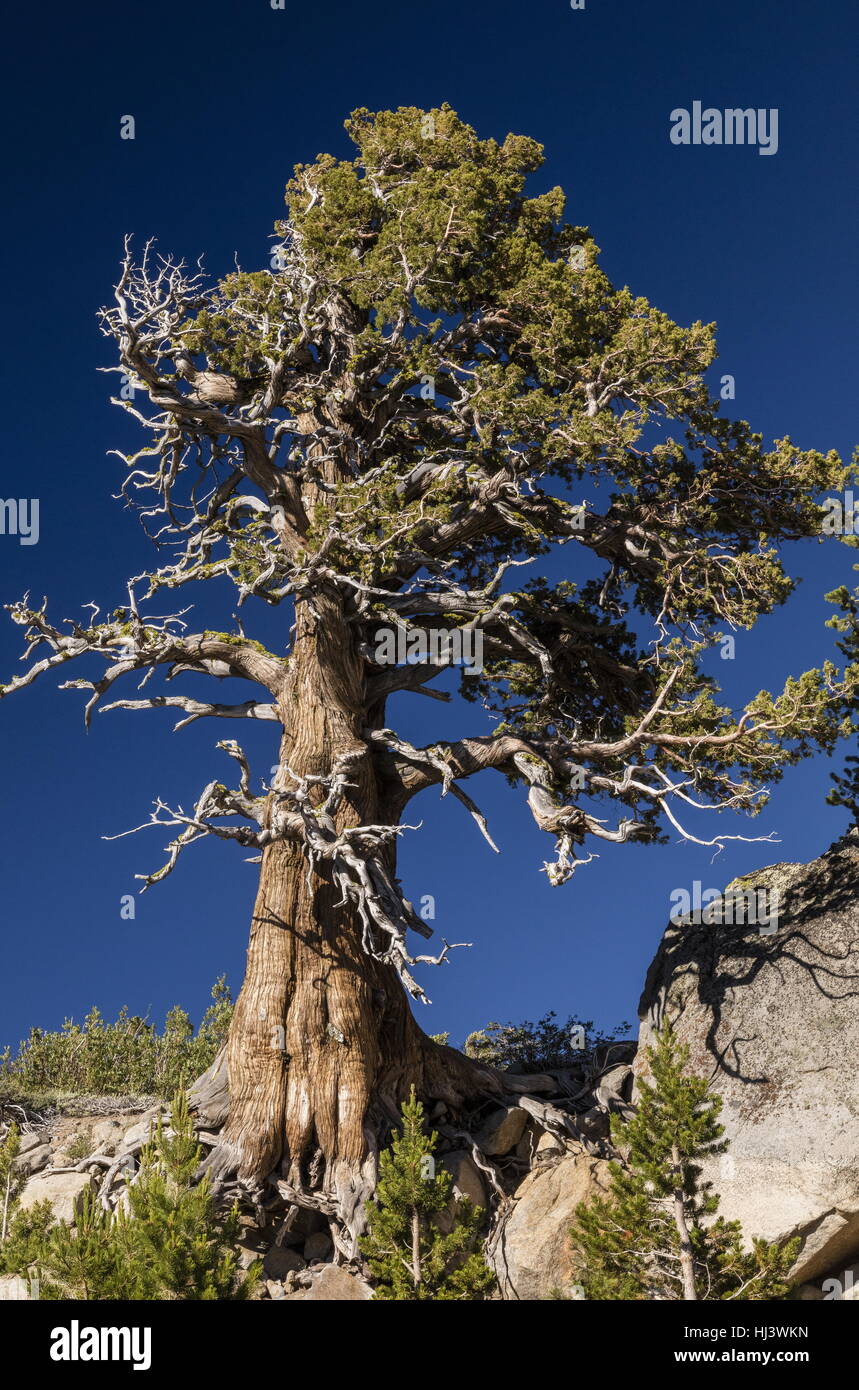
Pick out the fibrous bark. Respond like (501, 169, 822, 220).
(194, 598, 502, 1248)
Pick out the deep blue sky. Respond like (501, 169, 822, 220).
(1, 0, 856, 1055)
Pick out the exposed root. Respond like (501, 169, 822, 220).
(189, 1047, 230, 1128)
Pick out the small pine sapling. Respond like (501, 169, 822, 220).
(569, 1025, 798, 1300)
(361, 1088, 494, 1300)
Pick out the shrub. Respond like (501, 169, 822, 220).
(569, 1024, 798, 1300)
(463, 1010, 630, 1072)
(0, 1091, 258, 1300)
(0, 978, 233, 1103)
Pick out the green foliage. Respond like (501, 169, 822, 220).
(159, 105, 852, 815)
(824, 529, 859, 820)
(463, 1011, 630, 1072)
(0, 1200, 55, 1279)
(3, 104, 854, 908)
(569, 1025, 798, 1300)
(0, 1091, 259, 1300)
(360, 1088, 494, 1300)
(0, 1122, 24, 1242)
(0, 978, 233, 1104)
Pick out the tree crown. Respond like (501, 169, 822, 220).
(2, 104, 853, 994)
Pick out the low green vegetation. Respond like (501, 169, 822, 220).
(0, 978, 233, 1107)
(462, 1010, 631, 1072)
(0, 1091, 258, 1300)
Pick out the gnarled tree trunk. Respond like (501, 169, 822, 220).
(196, 596, 499, 1248)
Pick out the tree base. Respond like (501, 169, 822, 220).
(191, 1037, 506, 1254)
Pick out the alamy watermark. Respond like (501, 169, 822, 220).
(50, 1320, 151, 1371)
(2, 1274, 39, 1299)
(0, 498, 39, 545)
(821, 492, 859, 535)
(374, 624, 484, 676)
(822, 1269, 858, 1300)
(669, 880, 780, 935)
(670, 103, 779, 156)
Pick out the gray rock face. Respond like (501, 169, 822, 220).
(435, 1149, 489, 1235)
(19, 1171, 96, 1224)
(12, 1143, 52, 1176)
(303, 1232, 333, 1263)
(476, 1106, 528, 1156)
(263, 1244, 306, 1280)
(290, 1264, 373, 1301)
(120, 1109, 164, 1151)
(488, 1153, 612, 1299)
(636, 834, 859, 1283)
(440, 1149, 487, 1208)
(18, 1131, 49, 1154)
(235, 1216, 271, 1270)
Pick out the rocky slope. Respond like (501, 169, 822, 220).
(1, 1042, 634, 1301)
(3, 834, 857, 1301)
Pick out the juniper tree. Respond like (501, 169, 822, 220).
(1, 104, 850, 1252)
(360, 1088, 493, 1299)
(569, 1025, 798, 1300)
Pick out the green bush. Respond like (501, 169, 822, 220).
(0, 978, 232, 1103)
(0, 1091, 258, 1300)
(463, 1010, 630, 1072)
(61, 1127, 94, 1165)
(569, 1024, 798, 1300)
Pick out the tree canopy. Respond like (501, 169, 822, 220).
(2, 103, 853, 998)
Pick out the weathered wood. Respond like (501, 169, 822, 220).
(189, 1046, 230, 1128)
(200, 594, 504, 1247)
